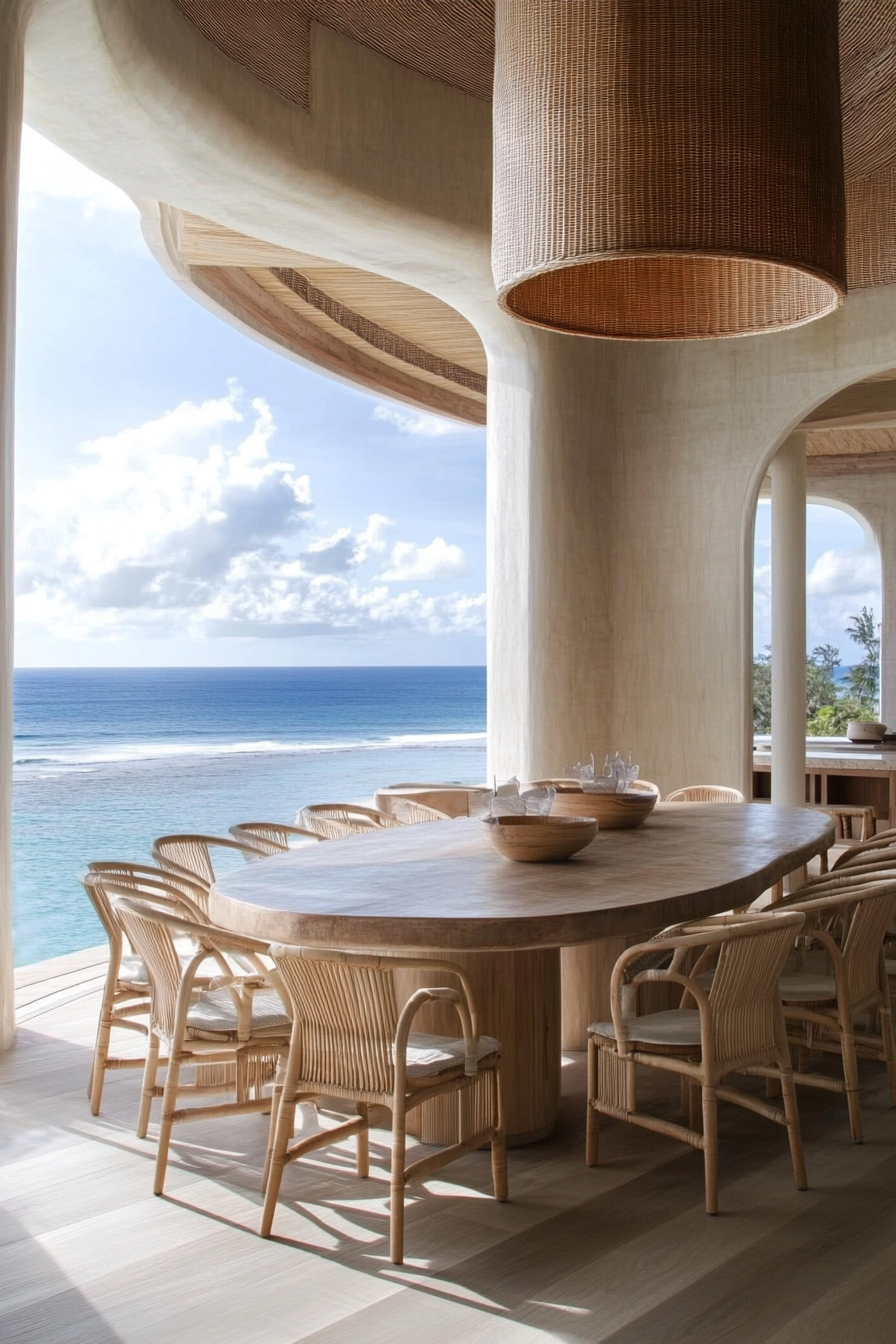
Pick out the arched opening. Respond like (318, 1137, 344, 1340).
(753, 498, 881, 737)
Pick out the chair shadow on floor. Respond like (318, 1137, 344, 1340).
(5, 1025, 896, 1344)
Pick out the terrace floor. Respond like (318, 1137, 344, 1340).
(3, 949, 896, 1344)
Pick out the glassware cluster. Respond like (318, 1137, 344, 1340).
(564, 752, 641, 794)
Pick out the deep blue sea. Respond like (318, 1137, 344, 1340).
(12, 667, 487, 966)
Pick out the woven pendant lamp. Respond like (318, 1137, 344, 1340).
(493, 1, 847, 340)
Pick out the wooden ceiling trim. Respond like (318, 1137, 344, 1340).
(807, 449, 896, 475)
(270, 266, 486, 395)
(802, 380, 896, 431)
(194, 265, 486, 425)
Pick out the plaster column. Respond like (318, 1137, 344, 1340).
(770, 434, 808, 807)
(486, 321, 759, 797)
(0, 0, 28, 1051)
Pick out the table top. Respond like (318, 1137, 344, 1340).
(209, 803, 833, 952)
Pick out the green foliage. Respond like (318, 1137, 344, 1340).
(753, 610, 880, 737)
(753, 648, 771, 733)
(844, 606, 880, 709)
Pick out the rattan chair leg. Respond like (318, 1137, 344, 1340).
(779, 1067, 807, 1190)
(879, 1001, 896, 1105)
(136, 1033, 160, 1139)
(491, 1070, 508, 1201)
(90, 997, 114, 1114)
(357, 1103, 370, 1179)
(262, 1071, 287, 1193)
(154, 1051, 185, 1195)
(390, 1096, 408, 1265)
(585, 1039, 600, 1166)
(260, 1079, 300, 1235)
(702, 1086, 719, 1215)
(840, 1028, 864, 1143)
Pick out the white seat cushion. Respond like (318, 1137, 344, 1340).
(589, 1009, 701, 1048)
(402, 1032, 501, 1079)
(117, 954, 150, 986)
(187, 988, 290, 1034)
(778, 972, 836, 1003)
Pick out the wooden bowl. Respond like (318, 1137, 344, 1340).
(551, 788, 657, 829)
(482, 814, 597, 863)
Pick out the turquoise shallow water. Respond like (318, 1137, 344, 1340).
(13, 667, 486, 965)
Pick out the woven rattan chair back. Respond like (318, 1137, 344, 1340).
(151, 834, 265, 889)
(87, 861, 210, 914)
(666, 785, 746, 803)
(840, 887, 896, 1009)
(388, 798, 450, 825)
(831, 832, 896, 873)
(706, 917, 805, 1069)
(272, 950, 400, 1098)
(298, 803, 403, 840)
(229, 821, 322, 855)
(113, 893, 189, 1042)
(781, 879, 896, 1010)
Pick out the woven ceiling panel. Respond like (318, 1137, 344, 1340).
(170, 1, 896, 296)
(493, 1, 846, 339)
(840, 1, 896, 288)
(171, 1, 494, 106)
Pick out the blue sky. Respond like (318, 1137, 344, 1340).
(14, 129, 487, 667)
(13, 129, 880, 668)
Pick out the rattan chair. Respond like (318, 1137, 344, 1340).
(387, 798, 451, 825)
(87, 860, 211, 913)
(151, 833, 267, 891)
(587, 911, 807, 1214)
(297, 803, 404, 840)
(262, 944, 506, 1264)
(767, 880, 896, 1142)
(80, 869, 213, 1117)
(666, 785, 746, 804)
(831, 828, 896, 872)
(229, 821, 323, 856)
(111, 892, 291, 1182)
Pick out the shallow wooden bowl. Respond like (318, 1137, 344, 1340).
(551, 788, 657, 829)
(482, 814, 597, 862)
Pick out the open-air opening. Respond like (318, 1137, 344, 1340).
(753, 499, 882, 737)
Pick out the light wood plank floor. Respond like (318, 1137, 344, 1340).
(3, 955, 896, 1343)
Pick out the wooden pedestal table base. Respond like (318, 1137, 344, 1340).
(209, 805, 833, 1145)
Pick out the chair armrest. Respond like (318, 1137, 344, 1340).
(393, 985, 481, 1085)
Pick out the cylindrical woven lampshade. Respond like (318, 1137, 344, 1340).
(493, 1, 847, 341)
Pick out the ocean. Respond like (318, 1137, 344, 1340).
(12, 666, 487, 966)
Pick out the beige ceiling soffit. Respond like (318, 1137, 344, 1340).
(270, 267, 486, 396)
(801, 379, 896, 430)
(179, 213, 326, 269)
(806, 450, 896, 475)
(193, 265, 485, 426)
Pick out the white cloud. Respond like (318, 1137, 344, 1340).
(372, 404, 469, 437)
(379, 536, 466, 581)
(16, 388, 483, 642)
(754, 545, 881, 659)
(807, 548, 879, 598)
(19, 126, 138, 218)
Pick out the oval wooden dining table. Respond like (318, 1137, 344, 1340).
(210, 803, 833, 1146)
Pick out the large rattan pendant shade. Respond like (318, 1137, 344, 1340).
(492, 1, 847, 341)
